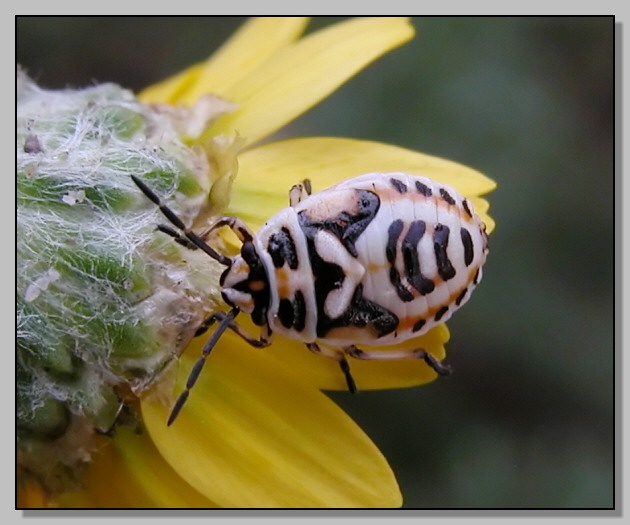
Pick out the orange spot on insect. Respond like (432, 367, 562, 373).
(249, 280, 266, 292)
(276, 267, 291, 298)
(367, 262, 389, 273)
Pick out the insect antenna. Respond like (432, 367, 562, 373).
(167, 307, 240, 426)
(131, 175, 231, 266)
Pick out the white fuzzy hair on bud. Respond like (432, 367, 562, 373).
(16, 71, 237, 492)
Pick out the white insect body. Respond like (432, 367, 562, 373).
(132, 172, 489, 424)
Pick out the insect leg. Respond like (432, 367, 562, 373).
(207, 216, 255, 243)
(195, 311, 272, 348)
(306, 342, 357, 394)
(131, 175, 231, 266)
(344, 345, 452, 376)
(168, 312, 272, 426)
(168, 308, 238, 425)
(289, 178, 312, 207)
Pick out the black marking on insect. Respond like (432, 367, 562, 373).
(387, 219, 436, 301)
(131, 172, 489, 425)
(455, 288, 468, 306)
(386, 220, 414, 302)
(434, 305, 449, 322)
(462, 199, 473, 218)
(278, 291, 307, 331)
(389, 177, 408, 194)
(402, 220, 435, 295)
(292, 291, 307, 331)
(439, 187, 456, 206)
(268, 227, 299, 269)
(460, 227, 474, 267)
(412, 318, 426, 333)
(415, 180, 433, 197)
(433, 223, 456, 281)
(386, 219, 404, 264)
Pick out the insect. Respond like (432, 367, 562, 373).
(132, 172, 489, 425)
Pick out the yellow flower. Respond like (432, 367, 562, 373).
(23, 17, 495, 508)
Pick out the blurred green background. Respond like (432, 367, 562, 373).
(16, 17, 614, 509)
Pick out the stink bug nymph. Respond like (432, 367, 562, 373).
(132, 172, 489, 425)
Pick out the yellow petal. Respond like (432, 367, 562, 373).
(141, 332, 402, 508)
(139, 18, 309, 105)
(58, 427, 217, 508)
(138, 63, 205, 105)
(469, 196, 495, 234)
(207, 17, 415, 145)
(233, 315, 449, 391)
(230, 137, 496, 232)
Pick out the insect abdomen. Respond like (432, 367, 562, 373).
(319, 173, 488, 346)
(256, 172, 488, 347)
